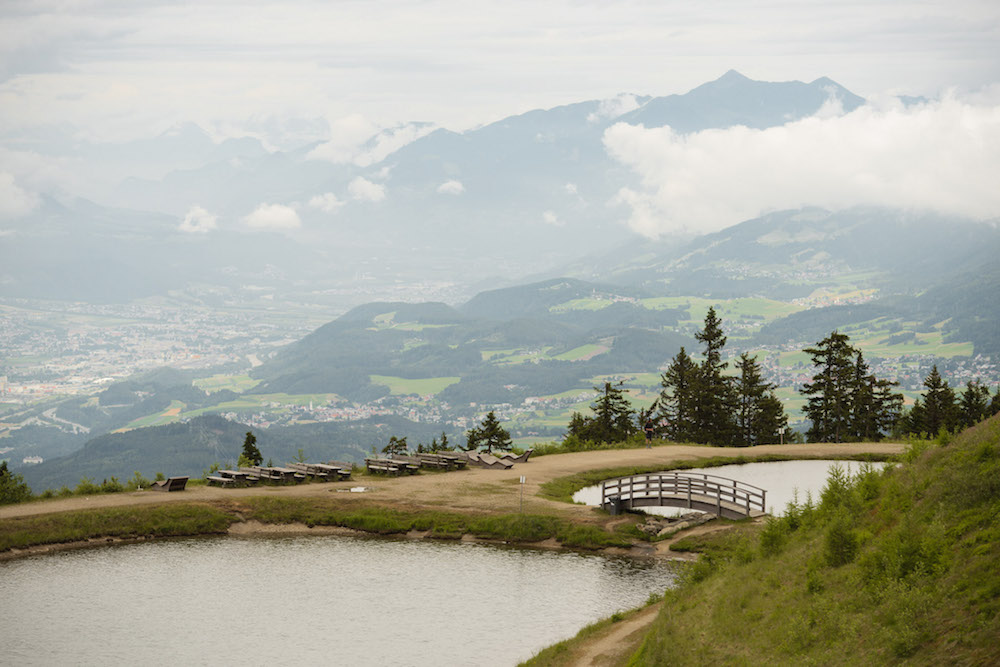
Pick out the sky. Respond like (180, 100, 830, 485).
(1, 0, 999, 234)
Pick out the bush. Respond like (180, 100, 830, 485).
(125, 471, 152, 491)
(824, 512, 859, 567)
(74, 477, 102, 495)
(100, 477, 124, 493)
(0, 461, 33, 505)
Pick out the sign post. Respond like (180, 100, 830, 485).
(519, 475, 526, 513)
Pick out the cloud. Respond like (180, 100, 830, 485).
(348, 177, 386, 202)
(437, 179, 464, 195)
(243, 203, 302, 230)
(604, 98, 1000, 237)
(308, 192, 344, 213)
(0, 172, 40, 219)
(542, 210, 563, 226)
(178, 205, 217, 233)
(587, 94, 642, 123)
(307, 117, 435, 166)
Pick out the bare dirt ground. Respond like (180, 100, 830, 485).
(0, 442, 904, 522)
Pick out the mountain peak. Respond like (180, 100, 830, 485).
(717, 69, 750, 83)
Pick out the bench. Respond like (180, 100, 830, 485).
(207, 475, 236, 487)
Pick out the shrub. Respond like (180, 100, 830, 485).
(824, 512, 859, 567)
(100, 477, 124, 493)
(74, 477, 102, 495)
(0, 461, 33, 505)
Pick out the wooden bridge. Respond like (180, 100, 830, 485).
(600, 471, 767, 519)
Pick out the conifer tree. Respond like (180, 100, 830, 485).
(382, 435, 408, 456)
(657, 346, 699, 442)
(801, 332, 858, 442)
(466, 411, 512, 454)
(957, 380, 992, 429)
(239, 430, 263, 467)
(691, 307, 736, 445)
(568, 381, 638, 443)
(733, 352, 787, 447)
(920, 365, 958, 435)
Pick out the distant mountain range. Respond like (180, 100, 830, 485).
(1, 71, 870, 307)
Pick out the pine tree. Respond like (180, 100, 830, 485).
(921, 365, 958, 435)
(240, 431, 263, 467)
(957, 380, 991, 429)
(657, 346, 699, 442)
(382, 435, 408, 456)
(733, 352, 787, 447)
(801, 332, 857, 442)
(691, 307, 736, 445)
(567, 382, 638, 443)
(466, 411, 512, 454)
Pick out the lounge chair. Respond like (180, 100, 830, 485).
(500, 449, 533, 464)
(466, 453, 514, 470)
(150, 476, 188, 492)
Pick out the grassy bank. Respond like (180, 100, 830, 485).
(605, 417, 1000, 664)
(0, 497, 632, 554)
(0, 504, 236, 552)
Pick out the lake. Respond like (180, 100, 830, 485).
(0, 534, 678, 666)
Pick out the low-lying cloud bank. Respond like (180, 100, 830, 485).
(604, 96, 1000, 237)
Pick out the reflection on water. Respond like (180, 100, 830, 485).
(574, 459, 889, 516)
(0, 535, 678, 666)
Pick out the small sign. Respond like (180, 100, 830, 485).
(519, 476, 526, 484)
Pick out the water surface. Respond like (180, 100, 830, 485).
(1, 534, 677, 666)
(573, 459, 889, 516)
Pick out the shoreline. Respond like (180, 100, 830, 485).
(0, 442, 905, 563)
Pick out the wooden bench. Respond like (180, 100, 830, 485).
(206, 475, 236, 487)
(365, 458, 404, 476)
(150, 476, 188, 492)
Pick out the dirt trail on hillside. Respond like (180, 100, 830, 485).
(0, 442, 904, 521)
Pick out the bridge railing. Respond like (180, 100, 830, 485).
(601, 471, 766, 517)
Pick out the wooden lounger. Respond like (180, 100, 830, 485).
(150, 476, 189, 492)
(500, 449, 533, 464)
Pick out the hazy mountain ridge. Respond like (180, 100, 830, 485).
(2, 71, 875, 306)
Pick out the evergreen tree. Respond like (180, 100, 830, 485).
(239, 430, 263, 467)
(382, 435, 408, 456)
(466, 411, 512, 454)
(800, 332, 858, 442)
(920, 365, 958, 435)
(733, 352, 787, 447)
(657, 346, 699, 442)
(691, 307, 736, 445)
(991, 387, 1000, 418)
(958, 380, 992, 429)
(567, 382, 638, 443)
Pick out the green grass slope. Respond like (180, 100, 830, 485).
(629, 416, 1000, 665)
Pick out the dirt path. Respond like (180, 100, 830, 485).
(0, 442, 903, 522)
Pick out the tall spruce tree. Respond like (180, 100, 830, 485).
(801, 332, 859, 442)
(657, 346, 699, 442)
(733, 352, 788, 447)
(691, 307, 736, 445)
(958, 380, 992, 429)
(920, 365, 958, 435)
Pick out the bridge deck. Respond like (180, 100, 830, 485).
(601, 471, 766, 519)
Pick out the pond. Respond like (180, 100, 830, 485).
(573, 459, 889, 516)
(0, 534, 678, 666)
